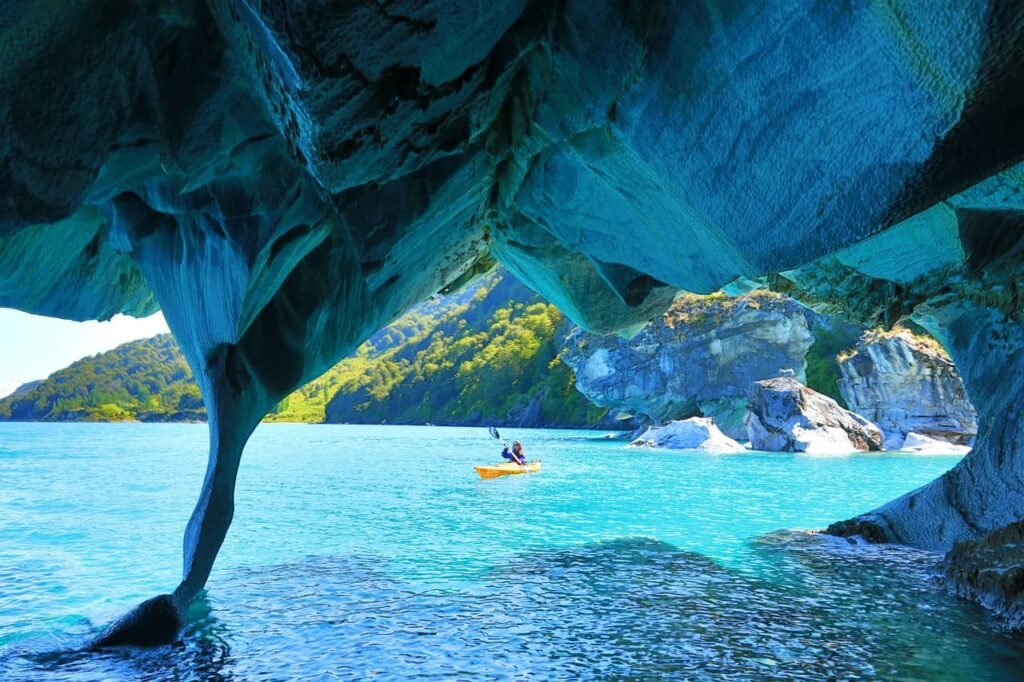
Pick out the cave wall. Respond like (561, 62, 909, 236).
(773, 179, 1024, 549)
(2, 0, 1024, 640)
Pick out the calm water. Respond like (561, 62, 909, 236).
(0, 423, 1022, 680)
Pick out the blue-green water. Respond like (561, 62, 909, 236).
(1, 423, 1022, 680)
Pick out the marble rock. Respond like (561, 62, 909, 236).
(746, 376, 884, 455)
(630, 417, 743, 452)
(899, 432, 972, 456)
(562, 291, 813, 439)
(839, 330, 977, 448)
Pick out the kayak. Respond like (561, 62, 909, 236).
(474, 461, 542, 479)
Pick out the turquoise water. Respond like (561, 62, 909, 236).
(1, 423, 1022, 679)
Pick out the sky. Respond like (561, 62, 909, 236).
(0, 309, 169, 398)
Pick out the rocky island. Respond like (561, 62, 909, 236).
(562, 290, 814, 439)
(2, 0, 1023, 639)
(745, 374, 884, 455)
(838, 328, 978, 449)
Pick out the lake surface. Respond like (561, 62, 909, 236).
(1, 423, 1022, 680)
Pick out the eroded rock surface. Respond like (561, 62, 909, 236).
(838, 329, 977, 448)
(944, 521, 1024, 631)
(746, 376, 884, 455)
(630, 417, 743, 452)
(2, 0, 1024, 638)
(794, 207, 1024, 550)
(563, 291, 813, 439)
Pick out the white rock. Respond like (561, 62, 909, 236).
(630, 417, 744, 452)
(900, 432, 972, 455)
(790, 425, 866, 455)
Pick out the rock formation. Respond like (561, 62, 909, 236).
(562, 291, 813, 439)
(900, 432, 972, 456)
(630, 417, 743, 452)
(838, 329, 977, 448)
(778, 201, 1024, 553)
(2, 0, 1024, 640)
(943, 521, 1024, 630)
(746, 376, 885, 455)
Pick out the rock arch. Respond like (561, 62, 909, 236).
(1, 0, 1023, 642)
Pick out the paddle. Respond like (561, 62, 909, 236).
(489, 426, 525, 467)
(488, 425, 506, 445)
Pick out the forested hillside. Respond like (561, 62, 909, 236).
(313, 272, 607, 427)
(0, 271, 609, 427)
(0, 334, 203, 421)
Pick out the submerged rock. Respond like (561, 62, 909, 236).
(944, 521, 1024, 631)
(899, 432, 972, 455)
(630, 417, 743, 452)
(746, 376, 884, 454)
(89, 593, 182, 648)
(563, 291, 813, 439)
(838, 329, 977, 448)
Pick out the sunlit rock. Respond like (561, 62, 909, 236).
(746, 376, 884, 455)
(899, 432, 971, 456)
(630, 417, 743, 452)
(838, 329, 977, 448)
(562, 291, 813, 439)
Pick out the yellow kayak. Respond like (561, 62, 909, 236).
(474, 461, 542, 479)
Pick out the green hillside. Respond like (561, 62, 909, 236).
(314, 271, 607, 427)
(0, 271, 609, 427)
(0, 334, 203, 422)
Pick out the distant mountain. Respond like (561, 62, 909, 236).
(0, 334, 203, 422)
(0, 271, 611, 428)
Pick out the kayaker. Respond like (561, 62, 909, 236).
(501, 440, 527, 466)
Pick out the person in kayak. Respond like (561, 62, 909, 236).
(501, 440, 527, 466)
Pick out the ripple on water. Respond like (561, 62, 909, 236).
(2, 425, 1022, 679)
(3, 534, 1024, 681)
